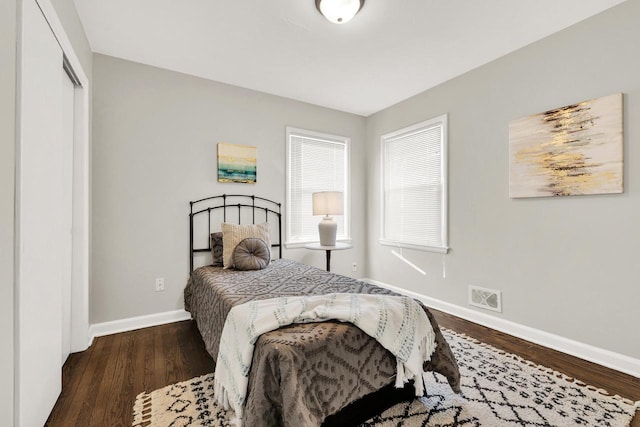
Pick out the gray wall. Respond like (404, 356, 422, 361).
(366, 0, 640, 359)
(0, 0, 17, 422)
(91, 54, 366, 324)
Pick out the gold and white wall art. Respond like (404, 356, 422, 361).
(509, 93, 623, 198)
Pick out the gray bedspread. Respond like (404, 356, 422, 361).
(184, 259, 460, 427)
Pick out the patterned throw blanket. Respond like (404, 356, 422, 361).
(213, 293, 437, 426)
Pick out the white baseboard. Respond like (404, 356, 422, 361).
(364, 278, 640, 379)
(88, 309, 191, 345)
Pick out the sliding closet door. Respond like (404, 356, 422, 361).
(16, 0, 67, 424)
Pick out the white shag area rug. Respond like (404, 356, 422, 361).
(133, 330, 639, 427)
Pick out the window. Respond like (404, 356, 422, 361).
(286, 127, 350, 247)
(380, 114, 448, 253)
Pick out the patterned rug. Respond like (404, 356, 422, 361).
(133, 330, 639, 427)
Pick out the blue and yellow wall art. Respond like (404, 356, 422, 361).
(217, 142, 257, 183)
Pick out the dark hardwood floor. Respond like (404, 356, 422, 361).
(46, 310, 639, 427)
(46, 321, 213, 427)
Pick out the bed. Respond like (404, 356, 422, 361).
(184, 195, 460, 426)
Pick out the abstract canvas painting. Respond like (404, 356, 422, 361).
(217, 143, 257, 183)
(509, 93, 623, 198)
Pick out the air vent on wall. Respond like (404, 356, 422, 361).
(468, 285, 502, 312)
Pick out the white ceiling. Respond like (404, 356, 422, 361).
(74, 0, 626, 116)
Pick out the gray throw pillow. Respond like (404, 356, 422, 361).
(232, 238, 270, 271)
(210, 232, 224, 267)
(222, 222, 271, 269)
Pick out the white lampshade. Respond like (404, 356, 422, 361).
(312, 191, 344, 216)
(316, 0, 364, 24)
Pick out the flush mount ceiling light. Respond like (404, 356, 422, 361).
(315, 0, 365, 24)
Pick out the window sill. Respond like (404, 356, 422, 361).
(379, 240, 449, 254)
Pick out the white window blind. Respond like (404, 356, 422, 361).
(286, 127, 349, 246)
(381, 114, 448, 253)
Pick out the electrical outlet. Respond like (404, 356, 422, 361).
(352, 262, 357, 272)
(155, 277, 165, 292)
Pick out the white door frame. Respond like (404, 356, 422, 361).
(32, 0, 90, 353)
(14, 0, 90, 422)
(61, 69, 75, 363)
(15, 4, 90, 425)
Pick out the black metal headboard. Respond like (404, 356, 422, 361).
(189, 194, 282, 273)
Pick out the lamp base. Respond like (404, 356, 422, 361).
(318, 216, 337, 246)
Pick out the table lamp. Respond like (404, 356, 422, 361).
(312, 191, 344, 246)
